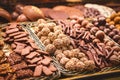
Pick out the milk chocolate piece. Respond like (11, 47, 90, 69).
(33, 65, 42, 77)
(26, 52, 40, 59)
(48, 64, 57, 72)
(16, 69, 33, 78)
(6, 28, 19, 34)
(41, 56, 52, 65)
(11, 43, 16, 49)
(12, 61, 27, 71)
(21, 46, 31, 55)
(29, 42, 38, 49)
(7, 52, 22, 65)
(27, 57, 42, 64)
(8, 23, 17, 29)
(14, 33, 28, 39)
(36, 50, 49, 55)
(9, 32, 24, 37)
(42, 66, 53, 76)
(14, 45, 25, 53)
(14, 37, 28, 42)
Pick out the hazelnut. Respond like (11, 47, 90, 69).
(95, 30, 105, 41)
(114, 16, 120, 23)
(110, 13, 117, 20)
(108, 31, 115, 38)
(76, 61, 85, 71)
(104, 28, 111, 34)
(106, 18, 111, 23)
(109, 25, 115, 30)
(112, 29, 119, 34)
(106, 41, 115, 47)
(17, 14, 28, 22)
(113, 35, 120, 41)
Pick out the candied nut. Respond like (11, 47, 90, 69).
(43, 39, 51, 46)
(48, 32, 57, 41)
(53, 39, 63, 49)
(60, 57, 69, 65)
(45, 44, 56, 54)
(57, 33, 66, 39)
(65, 58, 79, 71)
(54, 49, 63, 55)
(80, 57, 88, 62)
(62, 37, 71, 46)
(76, 61, 85, 71)
(56, 53, 65, 61)
(63, 50, 74, 58)
(41, 27, 50, 36)
(53, 25, 62, 32)
(84, 60, 95, 70)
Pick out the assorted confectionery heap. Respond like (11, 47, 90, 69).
(0, 3, 120, 80)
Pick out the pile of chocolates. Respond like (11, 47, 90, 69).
(1, 23, 57, 79)
(57, 17, 120, 69)
(35, 19, 95, 72)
